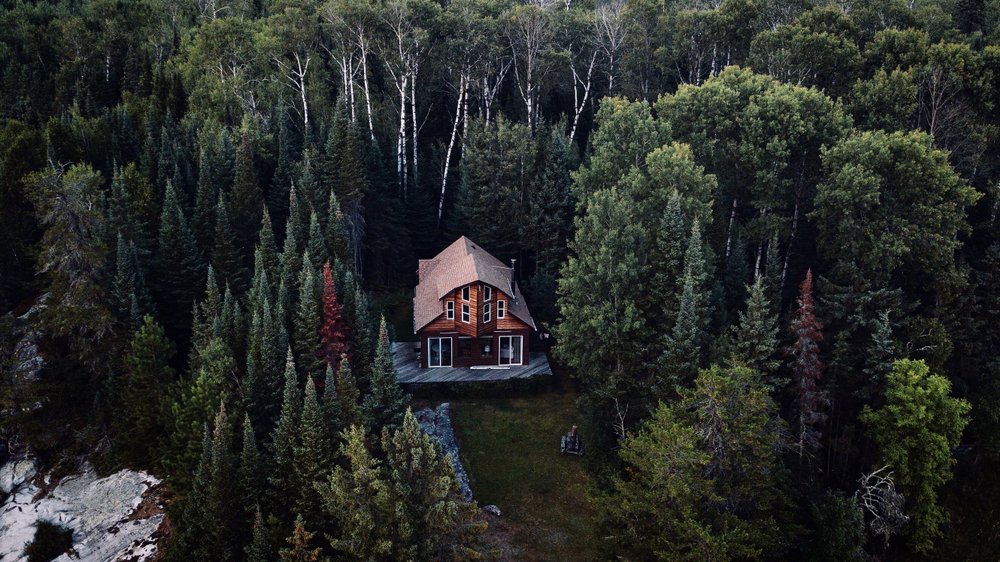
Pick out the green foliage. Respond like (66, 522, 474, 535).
(294, 376, 330, 526)
(361, 317, 409, 436)
(860, 359, 971, 553)
(602, 363, 790, 561)
(318, 411, 485, 562)
(154, 181, 204, 342)
(113, 316, 175, 467)
(809, 491, 866, 562)
(24, 521, 74, 562)
(731, 278, 780, 377)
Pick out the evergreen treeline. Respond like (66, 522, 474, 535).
(1, 0, 1000, 559)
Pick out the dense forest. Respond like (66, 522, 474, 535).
(2, 0, 1000, 558)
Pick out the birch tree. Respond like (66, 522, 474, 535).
(506, 3, 554, 133)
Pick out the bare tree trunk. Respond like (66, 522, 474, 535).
(411, 65, 419, 192)
(725, 197, 738, 258)
(569, 50, 597, 144)
(438, 73, 467, 230)
(397, 74, 408, 197)
(361, 45, 375, 141)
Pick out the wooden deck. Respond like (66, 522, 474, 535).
(391, 342, 552, 384)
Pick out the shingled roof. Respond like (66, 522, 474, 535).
(414, 237, 536, 332)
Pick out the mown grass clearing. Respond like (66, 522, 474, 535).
(442, 382, 597, 561)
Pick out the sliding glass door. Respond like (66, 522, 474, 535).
(428, 337, 452, 367)
(498, 336, 523, 366)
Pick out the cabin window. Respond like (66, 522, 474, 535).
(428, 337, 452, 368)
(484, 286, 491, 301)
(462, 286, 470, 301)
(458, 337, 473, 358)
(484, 303, 491, 323)
(461, 304, 470, 323)
(497, 300, 505, 319)
(446, 301, 454, 320)
(479, 336, 493, 357)
(499, 336, 523, 366)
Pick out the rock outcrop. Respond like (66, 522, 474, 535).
(413, 402, 473, 502)
(0, 455, 167, 562)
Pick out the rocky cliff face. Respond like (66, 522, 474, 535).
(0, 456, 168, 562)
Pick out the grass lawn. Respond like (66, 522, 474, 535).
(444, 381, 597, 561)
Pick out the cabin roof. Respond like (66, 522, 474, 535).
(413, 236, 535, 332)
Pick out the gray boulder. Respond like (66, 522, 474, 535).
(414, 403, 473, 502)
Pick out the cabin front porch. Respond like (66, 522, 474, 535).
(391, 342, 552, 384)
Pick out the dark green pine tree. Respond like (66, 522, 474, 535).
(242, 355, 270, 436)
(322, 363, 344, 436)
(279, 218, 301, 318)
(762, 237, 783, 312)
(219, 283, 246, 366)
(189, 265, 223, 370)
(294, 257, 325, 382)
(112, 234, 154, 331)
(157, 115, 180, 198)
(108, 162, 149, 258)
(296, 152, 319, 236)
(113, 315, 175, 468)
(269, 103, 297, 229)
(680, 220, 709, 325)
(732, 277, 781, 380)
(238, 412, 265, 546)
(269, 347, 302, 521)
(861, 310, 896, 396)
(294, 376, 330, 527)
(248, 247, 272, 316)
(326, 192, 351, 266)
(279, 515, 324, 562)
(154, 180, 204, 343)
(361, 317, 409, 436)
(659, 264, 704, 391)
(212, 193, 247, 296)
(248, 294, 284, 420)
(350, 290, 378, 389)
(177, 401, 238, 562)
(232, 132, 264, 250)
(158, 337, 231, 495)
(326, 102, 368, 221)
(306, 211, 327, 271)
(259, 207, 282, 290)
(336, 354, 361, 429)
(650, 191, 687, 328)
(246, 506, 272, 562)
(192, 148, 217, 253)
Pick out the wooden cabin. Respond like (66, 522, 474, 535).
(414, 237, 536, 369)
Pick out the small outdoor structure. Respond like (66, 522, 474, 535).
(413, 236, 536, 369)
(561, 425, 584, 456)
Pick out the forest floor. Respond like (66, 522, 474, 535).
(414, 379, 597, 561)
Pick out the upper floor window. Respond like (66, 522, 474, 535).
(484, 302, 491, 323)
(484, 286, 491, 301)
(497, 300, 505, 319)
(462, 286, 470, 301)
(446, 301, 455, 320)
(462, 303, 470, 323)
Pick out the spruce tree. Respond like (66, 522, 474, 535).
(319, 261, 350, 369)
(260, 207, 282, 290)
(232, 132, 264, 249)
(786, 270, 827, 468)
(155, 180, 204, 342)
(189, 265, 222, 371)
(326, 192, 351, 266)
(178, 401, 238, 562)
(294, 376, 330, 526)
(114, 316, 175, 467)
(158, 338, 231, 495)
(192, 148, 217, 253)
(381, 410, 486, 561)
(108, 163, 149, 258)
(336, 354, 361, 429)
(246, 506, 272, 562)
(306, 211, 327, 271)
(323, 363, 344, 436)
(361, 318, 408, 436)
(239, 413, 264, 515)
(112, 234, 154, 331)
(279, 219, 301, 319)
(212, 193, 247, 295)
(659, 264, 704, 391)
(269, 347, 302, 521)
(650, 190, 687, 330)
(732, 277, 781, 378)
(279, 515, 324, 562)
(294, 258, 325, 381)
